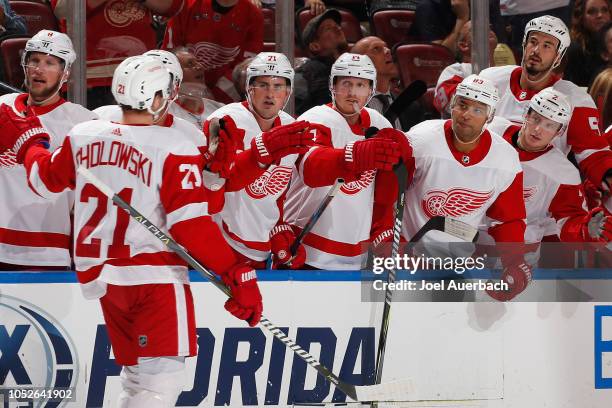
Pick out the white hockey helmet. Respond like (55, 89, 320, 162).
(112, 55, 172, 115)
(246, 52, 294, 89)
(522, 15, 571, 67)
(143, 49, 183, 94)
(22, 29, 77, 69)
(528, 87, 572, 128)
(452, 74, 500, 120)
(329, 52, 377, 91)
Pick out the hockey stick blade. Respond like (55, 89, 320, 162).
(384, 80, 427, 124)
(77, 166, 415, 402)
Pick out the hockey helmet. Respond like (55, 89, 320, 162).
(529, 87, 572, 128)
(522, 15, 571, 67)
(452, 74, 500, 120)
(143, 49, 183, 95)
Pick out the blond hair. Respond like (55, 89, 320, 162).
(589, 67, 612, 130)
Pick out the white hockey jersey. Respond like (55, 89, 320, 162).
(403, 119, 525, 244)
(93, 105, 206, 148)
(486, 119, 587, 244)
(284, 104, 393, 269)
(206, 102, 295, 261)
(0, 93, 97, 266)
(24, 120, 210, 299)
(479, 65, 612, 186)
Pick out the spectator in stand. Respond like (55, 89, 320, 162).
(51, 0, 184, 110)
(434, 21, 498, 118)
(0, 0, 26, 37)
(294, 8, 348, 115)
(169, 47, 224, 129)
(410, 0, 502, 55)
(251, 0, 326, 15)
(600, 21, 612, 64)
(500, 0, 572, 54)
(351, 36, 406, 128)
(163, 0, 263, 104)
(565, 0, 611, 87)
(232, 57, 254, 100)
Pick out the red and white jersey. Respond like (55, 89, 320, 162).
(93, 105, 206, 148)
(403, 119, 526, 244)
(169, 99, 225, 130)
(206, 102, 295, 261)
(0, 93, 96, 266)
(162, 0, 263, 103)
(24, 120, 211, 299)
(479, 65, 612, 186)
(434, 62, 472, 117)
(284, 105, 393, 269)
(487, 119, 589, 244)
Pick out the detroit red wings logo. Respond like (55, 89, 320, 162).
(104, 0, 147, 28)
(523, 186, 538, 203)
(340, 170, 376, 195)
(421, 188, 493, 218)
(246, 166, 292, 199)
(0, 150, 18, 168)
(192, 43, 240, 70)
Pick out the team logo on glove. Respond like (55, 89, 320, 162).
(246, 166, 292, 199)
(422, 188, 493, 218)
(340, 170, 376, 195)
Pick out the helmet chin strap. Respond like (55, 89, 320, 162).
(330, 90, 372, 118)
(521, 50, 560, 85)
(245, 87, 292, 126)
(24, 67, 69, 107)
(148, 99, 170, 123)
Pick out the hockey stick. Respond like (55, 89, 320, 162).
(287, 126, 379, 259)
(76, 166, 415, 403)
(0, 80, 21, 95)
(384, 80, 427, 124)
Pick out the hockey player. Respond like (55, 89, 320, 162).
(479, 15, 612, 192)
(0, 55, 263, 407)
(0, 29, 97, 269)
(402, 74, 529, 301)
(487, 88, 612, 246)
(283, 53, 404, 270)
(203, 52, 314, 269)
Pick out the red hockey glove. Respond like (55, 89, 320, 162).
(203, 117, 236, 178)
(583, 180, 603, 210)
(250, 120, 313, 166)
(375, 128, 412, 164)
(583, 207, 612, 242)
(486, 262, 532, 301)
(222, 264, 262, 327)
(0, 104, 50, 163)
(344, 138, 400, 173)
(270, 224, 306, 269)
(371, 228, 394, 258)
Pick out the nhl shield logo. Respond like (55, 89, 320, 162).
(139, 335, 148, 347)
(519, 91, 528, 100)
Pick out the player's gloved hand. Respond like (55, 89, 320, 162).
(583, 207, 612, 242)
(371, 228, 395, 258)
(250, 120, 313, 166)
(375, 128, 412, 164)
(583, 180, 603, 210)
(344, 138, 400, 173)
(203, 117, 236, 178)
(0, 104, 50, 163)
(269, 223, 306, 269)
(486, 262, 532, 301)
(222, 264, 262, 327)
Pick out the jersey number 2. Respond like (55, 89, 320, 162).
(76, 184, 133, 258)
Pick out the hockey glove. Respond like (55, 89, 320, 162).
(344, 138, 401, 173)
(584, 208, 612, 242)
(583, 180, 603, 210)
(375, 128, 413, 164)
(203, 117, 236, 178)
(222, 264, 263, 327)
(250, 120, 313, 166)
(486, 262, 532, 301)
(0, 104, 50, 163)
(270, 223, 306, 269)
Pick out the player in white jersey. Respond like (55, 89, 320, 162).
(0, 55, 263, 407)
(94, 50, 207, 148)
(487, 88, 612, 247)
(402, 74, 529, 301)
(203, 52, 314, 269)
(0, 29, 97, 269)
(283, 53, 404, 270)
(479, 15, 612, 192)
